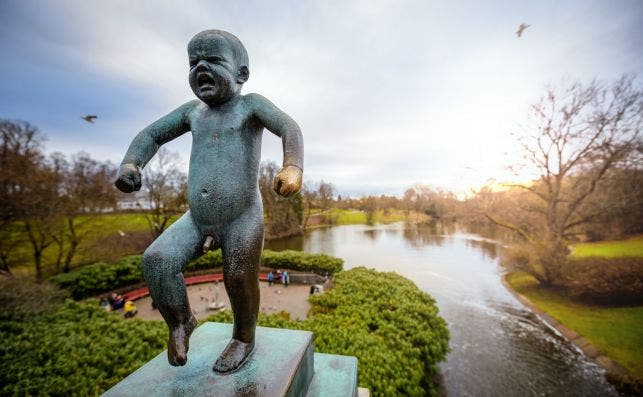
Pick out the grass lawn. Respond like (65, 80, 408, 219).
(507, 271, 643, 379)
(570, 234, 643, 258)
(328, 208, 411, 225)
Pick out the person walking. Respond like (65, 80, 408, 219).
(268, 271, 274, 287)
(283, 271, 290, 288)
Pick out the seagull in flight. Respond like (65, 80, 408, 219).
(81, 115, 98, 123)
(516, 23, 530, 38)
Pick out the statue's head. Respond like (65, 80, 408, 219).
(188, 30, 249, 105)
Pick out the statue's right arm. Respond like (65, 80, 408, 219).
(115, 100, 197, 193)
(121, 100, 197, 168)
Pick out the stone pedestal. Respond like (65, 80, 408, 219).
(103, 322, 358, 397)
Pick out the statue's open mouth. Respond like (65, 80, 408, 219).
(197, 73, 215, 87)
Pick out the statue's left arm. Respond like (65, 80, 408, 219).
(247, 93, 303, 196)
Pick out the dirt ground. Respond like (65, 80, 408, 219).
(131, 281, 312, 321)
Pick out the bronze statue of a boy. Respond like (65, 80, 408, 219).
(115, 29, 303, 373)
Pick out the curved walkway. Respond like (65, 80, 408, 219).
(134, 282, 312, 321)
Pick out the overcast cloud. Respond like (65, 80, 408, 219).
(1, 0, 641, 196)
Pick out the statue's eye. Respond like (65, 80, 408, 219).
(189, 59, 197, 68)
(206, 56, 224, 64)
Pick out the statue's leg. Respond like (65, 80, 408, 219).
(213, 205, 263, 373)
(142, 211, 203, 366)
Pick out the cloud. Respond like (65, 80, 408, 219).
(1, 0, 641, 196)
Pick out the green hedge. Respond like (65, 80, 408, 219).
(49, 256, 144, 300)
(260, 250, 342, 275)
(0, 299, 167, 396)
(4, 268, 449, 397)
(50, 250, 343, 300)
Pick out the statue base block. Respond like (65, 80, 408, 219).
(103, 322, 358, 397)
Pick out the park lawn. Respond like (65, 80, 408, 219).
(11, 212, 180, 275)
(375, 209, 410, 223)
(329, 208, 367, 224)
(507, 271, 643, 379)
(570, 234, 643, 258)
(329, 208, 410, 225)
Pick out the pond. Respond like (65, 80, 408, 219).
(265, 223, 619, 397)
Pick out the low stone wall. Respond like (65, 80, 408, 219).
(288, 273, 328, 285)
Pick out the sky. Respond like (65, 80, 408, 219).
(1, 0, 642, 197)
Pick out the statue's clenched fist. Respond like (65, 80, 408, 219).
(114, 163, 142, 193)
(273, 165, 302, 197)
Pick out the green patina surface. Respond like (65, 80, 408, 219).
(307, 353, 358, 397)
(103, 322, 358, 397)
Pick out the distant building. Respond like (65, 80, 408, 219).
(116, 191, 151, 211)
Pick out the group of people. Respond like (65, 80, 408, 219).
(267, 270, 290, 287)
(99, 293, 138, 318)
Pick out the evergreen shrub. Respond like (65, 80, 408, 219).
(7, 268, 449, 396)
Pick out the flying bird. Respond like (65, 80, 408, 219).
(81, 115, 98, 123)
(516, 23, 530, 38)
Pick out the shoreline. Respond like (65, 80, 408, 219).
(500, 273, 633, 387)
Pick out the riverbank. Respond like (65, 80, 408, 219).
(504, 271, 643, 393)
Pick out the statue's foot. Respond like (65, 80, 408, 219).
(212, 338, 255, 373)
(167, 316, 197, 366)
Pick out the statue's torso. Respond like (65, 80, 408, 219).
(186, 98, 263, 229)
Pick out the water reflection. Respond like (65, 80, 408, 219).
(266, 234, 304, 251)
(402, 226, 447, 248)
(464, 238, 499, 260)
(266, 222, 618, 396)
(362, 229, 381, 240)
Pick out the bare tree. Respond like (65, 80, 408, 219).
(21, 158, 64, 280)
(142, 148, 188, 238)
(300, 183, 318, 229)
(0, 221, 22, 275)
(403, 184, 437, 223)
(56, 152, 117, 272)
(0, 120, 43, 275)
(363, 196, 378, 225)
(0, 120, 63, 280)
(317, 181, 335, 211)
(259, 161, 303, 238)
(0, 120, 45, 222)
(578, 167, 643, 240)
(487, 76, 642, 284)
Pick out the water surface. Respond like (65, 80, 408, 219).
(266, 223, 618, 397)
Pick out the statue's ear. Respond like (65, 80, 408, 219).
(237, 66, 249, 84)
